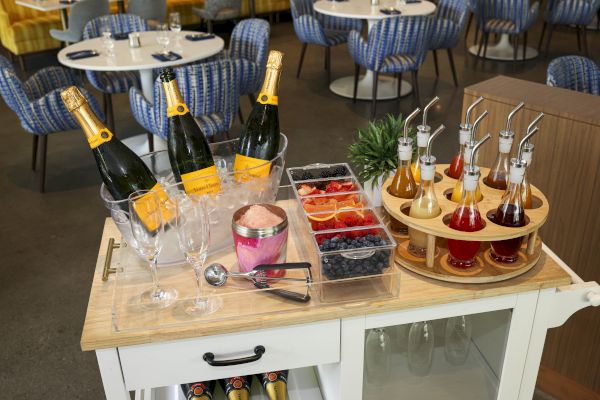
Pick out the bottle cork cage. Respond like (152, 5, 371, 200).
(381, 164, 550, 283)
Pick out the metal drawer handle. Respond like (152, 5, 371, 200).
(102, 238, 121, 281)
(203, 345, 265, 367)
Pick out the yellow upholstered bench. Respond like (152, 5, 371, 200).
(0, 0, 61, 62)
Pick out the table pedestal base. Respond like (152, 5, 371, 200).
(329, 71, 412, 101)
(468, 34, 538, 61)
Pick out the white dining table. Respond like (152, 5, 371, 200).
(58, 30, 224, 153)
(313, 0, 436, 101)
(468, 34, 538, 61)
(15, 0, 123, 30)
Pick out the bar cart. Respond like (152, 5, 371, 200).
(82, 177, 599, 400)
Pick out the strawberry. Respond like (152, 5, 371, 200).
(341, 182, 355, 191)
(298, 184, 314, 196)
(325, 181, 343, 193)
(333, 221, 347, 229)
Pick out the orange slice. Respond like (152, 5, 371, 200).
(308, 212, 335, 222)
(336, 206, 365, 221)
(304, 203, 337, 213)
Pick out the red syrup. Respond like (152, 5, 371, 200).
(447, 205, 484, 268)
(490, 203, 526, 263)
(447, 154, 464, 179)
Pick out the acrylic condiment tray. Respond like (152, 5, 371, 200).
(381, 164, 550, 283)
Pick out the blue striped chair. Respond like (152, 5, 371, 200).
(129, 60, 242, 142)
(290, 0, 362, 83)
(348, 15, 433, 119)
(538, 0, 600, 57)
(474, 0, 539, 68)
(429, 0, 469, 86)
(83, 14, 148, 132)
(547, 56, 600, 95)
(0, 56, 104, 192)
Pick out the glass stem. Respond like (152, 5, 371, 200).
(192, 255, 207, 303)
(149, 257, 160, 290)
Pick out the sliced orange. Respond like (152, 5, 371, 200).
(304, 203, 337, 213)
(336, 206, 365, 221)
(308, 212, 336, 222)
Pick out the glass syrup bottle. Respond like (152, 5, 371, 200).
(408, 124, 445, 257)
(389, 108, 421, 234)
(490, 122, 541, 263)
(447, 134, 491, 268)
(520, 142, 534, 209)
(411, 97, 438, 183)
(450, 110, 488, 203)
(448, 96, 484, 179)
(486, 102, 524, 190)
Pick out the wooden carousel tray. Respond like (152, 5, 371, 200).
(381, 164, 550, 283)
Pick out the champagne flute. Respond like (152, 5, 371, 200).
(129, 189, 178, 309)
(169, 12, 182, 41)
(444, 315, 472, 365)
(156, 23, 171, 54)
(365, 328, 391, 384)
(175, 194, 221, 315)
(408, 321, 434, 376)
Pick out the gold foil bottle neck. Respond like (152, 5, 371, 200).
(266, 50, 284, 70)
(60, 86, 86, 112)
(265, 381, 287, 400)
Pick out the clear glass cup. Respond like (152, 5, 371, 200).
(408, 321, 434, 376)
(156, 23, 171, 53)
(365, 328, 391, 384)
(128, 190, 178, 309)
(444, 315, 472, 365)
(175, 194, 222, 316)
(101, 31, 115, 57)
(169, 12, 182, 38)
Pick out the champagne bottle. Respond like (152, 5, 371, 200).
(259, 371, 288, 400)
(60, 86, 171, 231)
(160, 68, 221, 195)
(181, 381, 216, 400)
(234, 50, 283, 180)
(219, 376, 252, 400)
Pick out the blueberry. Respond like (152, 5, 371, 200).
(331, 237, 339, 243)
(339, 243, 347, 250)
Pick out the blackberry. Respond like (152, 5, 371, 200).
(320, 170, 332, 178)
(333, 166, 349, 177)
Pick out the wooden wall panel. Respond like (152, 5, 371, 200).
(462, 76, 600, 394)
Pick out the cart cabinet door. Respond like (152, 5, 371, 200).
(118, 319, 340, 390)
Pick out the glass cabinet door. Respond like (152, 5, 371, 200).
(363, 309, 512, 400)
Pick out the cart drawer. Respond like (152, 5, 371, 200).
(119, 319, 340, 390)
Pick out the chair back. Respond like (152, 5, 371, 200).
(437, 0, 470, 26)
(547, 56, 600, 95)
(151, 60, 241, 138)
(475, 0, 531, 29)
(368, 16, 433, 69)
(0, 56, 30, 119)
(67, 0, 110, 42)
(128, 0, 167, 23)
(83, 13, 148, 39)
(229, 19, 270, 93)
(290, 0, 316, 18)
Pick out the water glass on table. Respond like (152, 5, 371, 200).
(156, 23, 171, 54)
(175, 194, 222, 316)
(128, 189, 178, 309)
(169, 12, 182, 41)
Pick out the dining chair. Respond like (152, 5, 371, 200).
(348, 15, 433, 119)
(193, 0, 242, 33)
(50, 0, 110, 44)
(129, 59, 243, 141)
(474, 0, 539, 68)
(547, 55, 600, 95)
(128, 0, 167, 26)
(464, 0, 478, 45)
(429, 0, 469, 86)
(0, 56, 104, 192)
(83, 14, 148, 132)
(538, 0, 600, 57)
(290, 0, 362, 83)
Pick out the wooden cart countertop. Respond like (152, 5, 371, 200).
(81, 206, 571, 351)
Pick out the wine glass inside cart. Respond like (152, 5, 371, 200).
(100, 133, 288, 266)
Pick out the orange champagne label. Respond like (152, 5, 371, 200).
(88, 128, 113, 149)
(167, 102, 190, 117)
(256, 92, 278, 106)
(233, 154, 271, 182)
(133, 183, 174, 232)
(181, 165, 222, 195)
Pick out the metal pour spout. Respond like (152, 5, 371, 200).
(463, 96, 484, 127)
(403, 107, 421, 140)
(505, 102, 525, 132)
(518, 126, 540, 161)
(470, 110, 489, 142)
(426, 124, 445, 159)
(469, 133, 492, 170)
(421, 96, 439, 128)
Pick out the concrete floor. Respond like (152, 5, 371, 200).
(1, 16, 596, 399)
